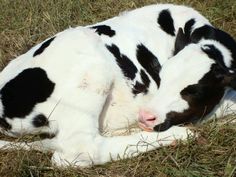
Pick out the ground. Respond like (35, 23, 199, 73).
(0, 0, 236, 176)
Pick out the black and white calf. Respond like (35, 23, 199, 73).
(0, 4, 236, 167)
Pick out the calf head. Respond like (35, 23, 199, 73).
(139, 25, 236, 132)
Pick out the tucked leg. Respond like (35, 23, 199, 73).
(51, 126, 192, 167)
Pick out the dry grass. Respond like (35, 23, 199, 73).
(0, 0, 236, 176)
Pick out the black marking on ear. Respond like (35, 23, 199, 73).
(190, 25, 236, 69)
(190, 24, 236, 54)
(158, 9, 175, 36)
(201, 44, 227, 70)
(132, 70, 150, 95)
(190, 25, 215, 43)
(91, 25, 116, 37)
(0, 68, 55, 118)
(136, 44, 161, 88)
(184, 18, 195, 38)
(33, 37, 55, 57)
(32, 114, 49, 127)
(0, 118, 11, 130)
(174, 28, 190, 55)
(212, 28, 236, 69)
(106, 44, 138, 80)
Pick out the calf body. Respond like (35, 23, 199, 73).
(0, 4, 236, 167)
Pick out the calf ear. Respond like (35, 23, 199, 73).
(173, 28, 190, 55)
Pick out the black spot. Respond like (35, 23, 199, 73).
(184, 18, 195, 38)
(132, 82, 146, 95)
(132, 70, 150, 95)
(0, 68, 55, 118)
(136, 44, 161, 88)
(32, 114, 49, 127)
(91, 25, 116, 37)
(39, 132, 56, 139)
(33, 37, 55, 57)
(0, 118, 11, 130)
(158, 9, 175, 36)
(106, 44, 138, 80)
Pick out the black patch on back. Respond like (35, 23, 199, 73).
(136, 44, 161, 88)
(158, 9, 175, 36)
(0, 68, 55, 118)
(33, 37, 55, 57)
(0, 118, 11, 130)
(32, 114, 49, 127)
(91, 25, 116, 37)
(132, 70, 150, 95)
(106, 44, 138, 80)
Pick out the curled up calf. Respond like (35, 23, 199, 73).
(0, 4, 236, 167)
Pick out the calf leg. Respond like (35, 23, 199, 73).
(96, 126, 192, 164)
(52, 126, 192, 167)
(49, 63, 193, 167)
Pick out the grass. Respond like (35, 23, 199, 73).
(0, 0, 236, 176)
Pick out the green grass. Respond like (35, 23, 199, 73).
(0, 0, 236, 176)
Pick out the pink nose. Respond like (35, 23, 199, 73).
(138, 109, 157, 128)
